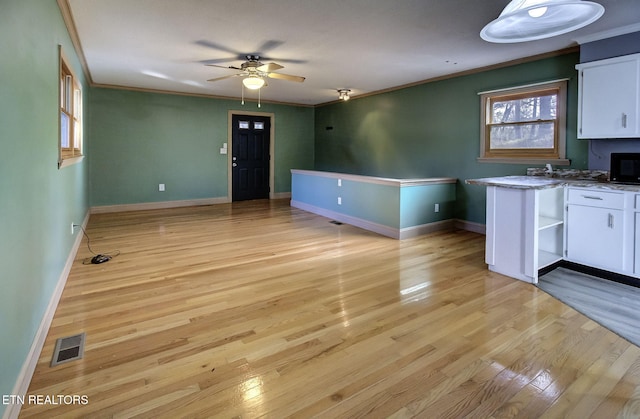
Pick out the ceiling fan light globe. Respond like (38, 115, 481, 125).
(243, 76, 265, 90)
(480, 0, 604, 43)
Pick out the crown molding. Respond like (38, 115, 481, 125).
(574, 23, 640, 45)
(57, 0, 93, 84)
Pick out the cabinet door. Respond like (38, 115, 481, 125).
(566, 204, 624, 271)
(636, 213, 640, 276)
(578, 57, 639, 138)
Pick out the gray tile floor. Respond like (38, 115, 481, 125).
(538, 267, 640, 347)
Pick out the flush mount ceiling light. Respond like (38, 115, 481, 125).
(242, 75, 265, 90)
(480, 0, 605, 43)
(338, 89, 351, 101)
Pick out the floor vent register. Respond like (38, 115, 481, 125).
(51, 332, 85, 367)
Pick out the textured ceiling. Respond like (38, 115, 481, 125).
(66, 0, 640, 105)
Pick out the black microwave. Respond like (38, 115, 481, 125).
(610, 153, 640, 184)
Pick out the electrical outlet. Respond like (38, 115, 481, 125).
(338, 197, 342, 205)
(159, 183, 165, 192)
(338, 178, 342, 187)
(434, 203, 440, 213)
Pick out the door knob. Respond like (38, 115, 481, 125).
(232, 163, 237, 167)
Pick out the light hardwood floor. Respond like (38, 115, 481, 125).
(20, 199, 640, 418)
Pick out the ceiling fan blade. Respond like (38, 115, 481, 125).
(260, 56, 307, 64)
(267, 72, 305, 83)
(195, 40, 243, 56)
(200, 57, 241, 65)
(256, 40, 284, 54)
(207, 74, 241, 83)
(258, 62, 284, 72)
(206, 64, 243, 70)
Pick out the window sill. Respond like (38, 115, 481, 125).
(58, 155, 84, 169)
(477, 157, 570, 166)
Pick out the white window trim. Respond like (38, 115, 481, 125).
(58, 45, 83, 169)
(478, 79, 570, 165)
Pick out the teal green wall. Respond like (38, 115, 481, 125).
(292, 172, 455, 230)
(314, 53, 586, 224)
(400, 184, 456, 229)
(89, 89, 315, 206)
(0, 0, 89, 412)
(0, 2, 590, 412)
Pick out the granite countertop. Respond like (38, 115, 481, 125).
(466, 172, 640, 192)
(466, 176, 565, 190)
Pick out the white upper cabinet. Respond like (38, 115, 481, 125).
(576, 53, 640, 139)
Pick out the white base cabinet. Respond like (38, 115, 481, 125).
(635, 213, 640, 276)
(566, 204, 625, 271)
(635, 196, 640, 276)
(474, 176, 640, 284)
(485, 186, 563, 284)
(565, 187, 635, 277)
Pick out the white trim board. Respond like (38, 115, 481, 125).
(573, 23, 640, 45)
(3, 211, 90, 419)
(291, 169, 457, 188)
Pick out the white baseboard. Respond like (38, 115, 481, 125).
(271, 192, 291, 200)
(91, 195, 292, 214)
(291, 200, 454, 240)
(3, 211, 90, 419)
(91, 197, 230, 214)
(454, 219, 486, 235)
(399, 219, 455, 239)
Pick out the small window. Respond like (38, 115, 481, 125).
(59, 47, 83, 168)
(479, 80, 568, 164)
(254, 121, 264, 130)
(238, 121, 250, 129)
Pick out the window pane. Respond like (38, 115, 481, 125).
(491, 94, 557, 123)
(490, 121, 555, 149)
(239, 121, 249, 129)
(60, 78, 65, 108)
(74, 120, 81, 150)
(254, 121, 264, 130)
(73, 88, 81, 118)
(60, 112, 70, 148)
(64, 75, 72, 111)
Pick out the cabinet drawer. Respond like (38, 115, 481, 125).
(567, 188, 625, 208)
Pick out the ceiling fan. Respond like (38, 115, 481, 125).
(206, 55, 305, 90)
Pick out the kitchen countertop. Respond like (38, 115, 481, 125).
(466, 175, 640, 192)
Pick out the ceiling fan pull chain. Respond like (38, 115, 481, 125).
(258, 88, 261, 108)
(241, 83, 245, 105)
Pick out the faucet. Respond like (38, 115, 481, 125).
(545, 164, 553, 175)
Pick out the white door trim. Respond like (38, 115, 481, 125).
(227, 110, 275, 202)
